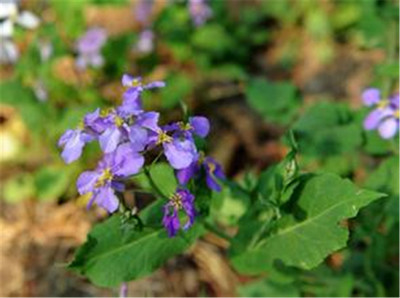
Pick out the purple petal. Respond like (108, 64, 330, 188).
(128, 125, 148, 151)
(119, 92, 143, 117)
(58, 129, 74, 147)
(362, 88, 381, 106)
(176, 161, 199, 184)
(113, 143, 145, 176)
(162, 205, 180, 237)
(163, 139, 197, 170)
(89, 53, 104, 67)
(363, 109, 386, 130)
(122, 74, 134, 87)
(136, 111, 160, 131)
(144, 81, 166, 89)
(61, 130, 86, 164)
(99, 127, 122, 153)
(93, 186, 119, 213)
(205, 173, 222, 192)
(189, 116, 210, 138)
(179, 189, 196, 230)
(378, 118, 398, 139)
(77, 171, 99, 195)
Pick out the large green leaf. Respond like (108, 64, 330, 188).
(230, 173, 385, 274)
(69, 214, 203, 287)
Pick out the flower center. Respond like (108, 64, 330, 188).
(170, 193, 183, 209)
(114, 116, 124, 127)
(95, 168, 113, 187)
(157, 130, 172, 144)
(179, 122, 193, 131)
(100, 107, 114, 117)
(377, 100, 389, 109)
(131, 78, 142, 87)
(395, 109, 400, 119)
(207, 161, 216, 174)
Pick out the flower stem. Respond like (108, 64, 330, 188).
(204, 221, 232, 242)
(144, 166, 169, 200)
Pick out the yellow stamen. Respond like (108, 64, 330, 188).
(179, 122, 193, 131)
(207, 161, 216, 174)
(114, 116, 124, 127)
(95, 168, 113, 187)
(395, 109, 400, 119)
(377, 100, 389, 109)
(131, 78, 142, 87)
(157, 131, 172, 145)
(170, 193, 183, 209)
(100, 107, 114, 117)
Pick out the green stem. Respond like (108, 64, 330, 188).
(144, 166, 169, 199)
(204, 221, 232, 241)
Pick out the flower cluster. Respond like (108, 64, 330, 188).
(59, 74, 224, 237)
(75, 27, 107, 70)
(362, 88, 399, 139)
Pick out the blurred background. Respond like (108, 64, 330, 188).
(0, 0, 398, 296)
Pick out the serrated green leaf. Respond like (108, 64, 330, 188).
(69, 214, 204, 287)
(230, 173, 385, 274)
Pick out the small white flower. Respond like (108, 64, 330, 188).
(0, 0, 40, 64)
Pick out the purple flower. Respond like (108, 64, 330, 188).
(162, 188, 196, 237)
(188, 0, 212, 27)
(134, 0, 153, 26)
(58, 127, 94, 164)
(135, 29, 154, 54)
(75, 28, 107, 70)
(177, 155, 225, 191)
(362, 89, 399, 139)
(147, 125, 198, 169)
(77, 143, 144, 213)
(121, 74, 166, 112)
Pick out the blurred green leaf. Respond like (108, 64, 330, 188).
(246, 78, 300, 125)
(238, 279, 300, 297)
(2, 174, 35, 203)
(34, 166, 70, 201)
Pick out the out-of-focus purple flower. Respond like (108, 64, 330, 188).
(188, 0, 212, 27)
(121, 74, 166, 112)
(362, 88, 380, 107)
(362, 89, 399, 139)
(134, 0, 153, 26)
(77, 143, 144, 213)
(162, 188, 196, 237)
(177, 155, 225, 191)
(58, 127, 95, 164)
(75, 28, 107, 70)
(135, 29, 154, 54)
(119, 283, 128, 298)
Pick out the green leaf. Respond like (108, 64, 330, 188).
(157, 74, 193, 109)
(238, 279, 300, 297)
(245, 78, 299, 125)
(229, 173, 385, 275)
(34, 166, 71, 201)
(69, 214, 204, 287)
(293, 102, 362, 156)
(2, 174, 35, 203)
(365, 156, 399, 197)
(134, 162, 177, 197)
(191, 24, 234, 55)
